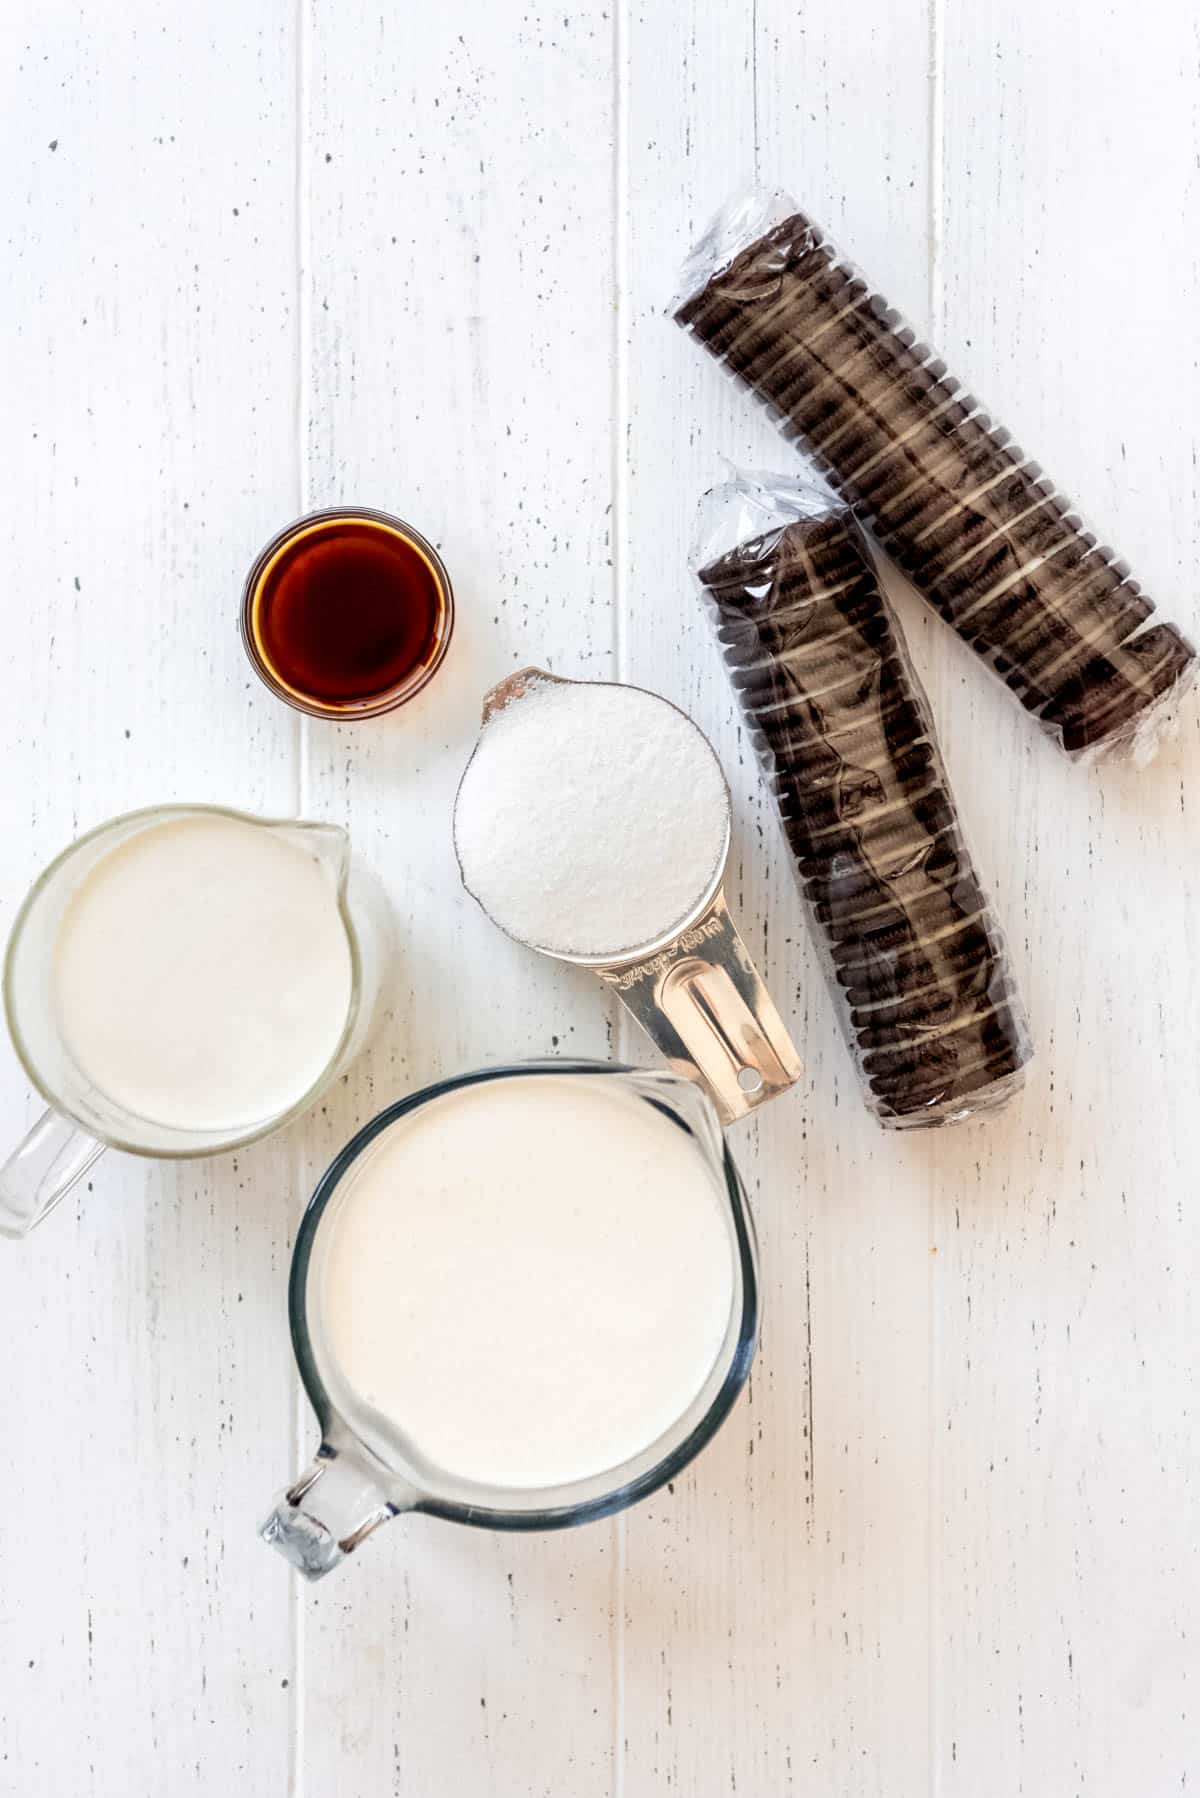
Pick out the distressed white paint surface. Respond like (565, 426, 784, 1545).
(0, 0, 1197, 1793)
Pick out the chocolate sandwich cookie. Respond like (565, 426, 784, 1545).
(797, 824, 969, 920)
(924, 511, 1075, 619)
(779, 794, 956, 880)
(952, 557, 1150, 702)
(849, 965, 1017, 1046)
(909, 460, 1055, 548)
(1008, 580, 1154, 695)
(768, 710, 934, 772)
(866, 428, 1020, 545)
(1044, 624, 1196, 752)
(831, 914, 1001, 1011)
(677, 200, 1196, 754)
(791, 767, 950, 850)
(850, 428, 1008, 546)
(732, 647, 916, 725)
(867, 1035, 1029, 1114)
(930, 557, 1066, 655)
(783, 359, 960, 475)
(797, 851, 972, 946)
(674, 214, 823, 331)
(1005, 551, 1135, 650)
(701, 242, 863, 346)
(721, 606, 894, 670)
(829, 902, 985, 996)
(771, 733, 940, 806)
(740, 630, 914, 708)
(761, 320, 932, 430)
(760, 697, 930, 778)
(701, 534, 863, 599)
(789, 778, 958, 872)
(729, 288, 879, 382)
(699, 494, 1030, 1122)
(853, 1006, 1024, 1071)
(851, 428, 1009, 540)
(732, 643, 906, 718)
(721, 585, 895, 657)
(909, 477, 1060, 578)
(769, 762, 890, 834)
(810, 854, 982, 945)
(750, 715, 936, 783)
(873, 1054, 1025, 1123)
(716, 277, 865, 381)
(862, 993, 1023, 1073)
(813, 867, 989, 954)
(730, 637, 896, 711)
(764, 700, 930, 785)
(1003, 557, 1145, 660)
(860, 998, 1024, 1078)
(824, 886, 990, 971)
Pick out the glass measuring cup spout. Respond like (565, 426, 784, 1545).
(260, 1061, 759, 1580)
(0, 805, 387, 1240)
(271, 818, 351, 887)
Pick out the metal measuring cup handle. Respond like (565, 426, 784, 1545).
(593, 889, 801, 1125)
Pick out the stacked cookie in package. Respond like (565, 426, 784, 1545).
(695, 471, 1030, 1127)
(676, 190, 1195, 760)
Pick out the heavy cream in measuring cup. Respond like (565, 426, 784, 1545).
(52, 815, 352, 1132)
(318, 1074, 736, 1489)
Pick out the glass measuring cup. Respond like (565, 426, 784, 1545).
(1, 803, 391, 1238)
(260, 1060, 758, 1579)
(455, 670, 802, 1124)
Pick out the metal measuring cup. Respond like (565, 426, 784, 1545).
(454, 669, 801, 1125)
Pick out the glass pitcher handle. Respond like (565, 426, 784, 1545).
(0, 1108, 106, 1239)
(260, 1445, 396, 1581)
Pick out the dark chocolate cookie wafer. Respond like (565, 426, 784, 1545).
(678, 198, 1195, 756)
(862, 1001, 1023, 1080)
(697, 493, 1030, 1126)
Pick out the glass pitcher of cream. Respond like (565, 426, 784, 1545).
(261, 1061, 758, 1578)
(1, 804, 390, 1238)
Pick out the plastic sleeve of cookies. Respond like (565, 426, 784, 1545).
(693, 467, 1032, 1128)
(675, 188, 1196, 763)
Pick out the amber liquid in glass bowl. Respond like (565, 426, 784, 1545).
(242, 510, 454, 719)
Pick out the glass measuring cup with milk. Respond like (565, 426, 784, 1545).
(1, 804, 389, 1237)
(261, 1062, 758, 1578)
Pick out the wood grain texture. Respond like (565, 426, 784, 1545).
(0, 0, 1197, 1792)
(933, 4, 1200, 1791)
(620, 3, 942, 1789)
(293, 5, 620, 1794)
(0, 2, 299, 1792)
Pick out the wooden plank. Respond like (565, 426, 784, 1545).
(619, 1, 938, 1791)
(3, 0, 1197, 1789)
(294, 3, 621, 1791)
(0, 0, 299, 1791)
(935, 0, 1200, 1790)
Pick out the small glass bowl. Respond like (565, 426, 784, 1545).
(240, 506, 455, 720)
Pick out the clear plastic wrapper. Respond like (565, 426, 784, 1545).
(675, 190, 1196, 763)
(694, 466, 1032, 1128)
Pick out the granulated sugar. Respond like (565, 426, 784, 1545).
(453, 679, 730, 959)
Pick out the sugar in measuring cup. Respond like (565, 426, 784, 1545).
(453, 670, 801, 1123)
(0, 804, 391, 1237)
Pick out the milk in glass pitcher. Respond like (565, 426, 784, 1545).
(261, 1062, 758, 1579)
(1, 803, 390, 1237)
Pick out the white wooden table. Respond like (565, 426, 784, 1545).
(2, 1, 1197, 1791)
